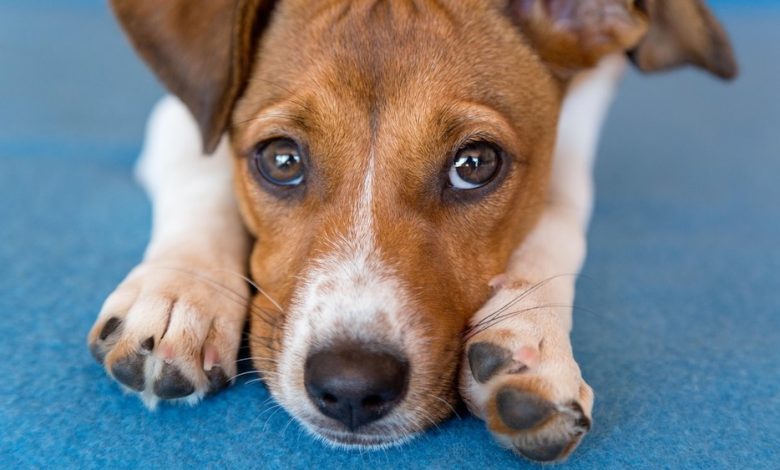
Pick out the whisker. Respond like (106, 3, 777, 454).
(203, 267, 286, 314)
(261, 406, 285, 433)
(429, 394, 460, 420)
(234, 356, 272, 363)
(149, 264, 286, 316)
(228, 369, 261, 382)
(464, 303, 600, 341)
(255, 403, 283, 425)
(464, 273, 582, 335)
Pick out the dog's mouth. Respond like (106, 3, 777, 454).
(304, 422, 419, 450)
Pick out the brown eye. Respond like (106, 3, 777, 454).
(449, 142, 501, 189)
(253, 138, 305, 186)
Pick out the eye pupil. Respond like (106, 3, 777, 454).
(254, 138, 305, 187)
(449, 143, 501, 190)
(275, 153, 298, 169)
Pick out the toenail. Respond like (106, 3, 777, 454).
(99, 317, 122, 340)
(111, 353, 146, 391)
(468, 342, 512, 383)
(488, 274, 508, 290)
(203, 345, 219, 371)
(495, 387, 555, 430)
(513, 346, 539, 369)
(153, 363, 195, 399)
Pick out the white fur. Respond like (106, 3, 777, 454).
(462, 55, 627, 424)
(91, 96, 250, 408)
(136, 97, 247, 264)
(93, 55, 626, 449)
(274, 148, 424, 444)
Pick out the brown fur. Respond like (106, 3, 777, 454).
(110, 0, 737, 443)
(230, 0, 559, 423)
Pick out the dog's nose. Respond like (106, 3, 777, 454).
(304, 345, 409, 431)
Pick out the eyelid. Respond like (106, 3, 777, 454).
(450, 133, 505, 160)
(239, 126, 308, 157)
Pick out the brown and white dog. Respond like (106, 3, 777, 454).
(88, 0, 737, 462)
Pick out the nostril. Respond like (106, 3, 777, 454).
(304, 344, 409, 431)
(321, 392, 338, 405)
(361, 394, 383, 410)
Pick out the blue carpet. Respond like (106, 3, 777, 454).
(1, 3, 778, 469)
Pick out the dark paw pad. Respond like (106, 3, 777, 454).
(509, 399, 591, 462)
(516, 440, 571, 462)
(90, 343, 107, 364)
(140, 336, 155, 352)
(153, 364, 195, 399)
(568, 401, 592, 433)
(468, 342, 513, 384)
(99, 317, 122, 340)
(496, 387, 555, 430)
(111, 353, 147, 391)
(206, 367, 228, 395)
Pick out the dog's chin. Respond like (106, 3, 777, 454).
(302, 422, 419, 451)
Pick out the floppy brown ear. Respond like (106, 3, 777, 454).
(111, 0, 272, 153)
(510, 0, 737, 80)
(629, 0, 738, 80)
(510, 0, 651, 78)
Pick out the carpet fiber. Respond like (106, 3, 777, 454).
(1, 3, 778, 469)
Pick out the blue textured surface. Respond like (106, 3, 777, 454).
(1, 3, 778, 469)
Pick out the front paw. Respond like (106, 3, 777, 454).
(87, 262, 248, 409)
(460, 289, 593, 462)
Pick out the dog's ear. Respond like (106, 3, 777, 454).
(111, 0, 272, 153)
(629, 0, 737, 80)
(511, 0, 737, 80)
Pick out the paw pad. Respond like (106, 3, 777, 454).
(495, 387, 555, 430)
(467, 341, 535, 384)
(153, 363, 195, 399)
(468, 342, 513, 384)
(111, 352, 147, 391)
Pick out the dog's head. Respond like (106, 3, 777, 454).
(113, 0, 736, 447)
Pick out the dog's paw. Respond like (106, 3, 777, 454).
(460, 289, 593, 462)
(87, 262, 248, 409)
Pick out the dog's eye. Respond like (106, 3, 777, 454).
(448, 142, 501, 190)
(253, 138, 305, 186)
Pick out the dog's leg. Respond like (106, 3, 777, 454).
(460, 55, 626, 462)
(87, 96, 250, 409)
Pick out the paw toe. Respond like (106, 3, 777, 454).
(568, 401, 592, 432)
(468, 342, 513, 384)
(99, 317, 123, 340)
(90, 317, 124, 364)
(495, 387, 555, 430)
(516, 439, 571, 462)
(111, 353, 147, 391)
(153, 364, 195, 399)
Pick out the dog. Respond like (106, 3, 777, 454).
(87, 0, 737, 462)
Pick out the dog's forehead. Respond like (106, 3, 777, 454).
(232, 0, 561, 203)
(240, 0, 555, 114)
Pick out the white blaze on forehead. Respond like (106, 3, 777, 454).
(357, 152, 375, 246)
(294, 149, 406, 339)
(278, 148, 411, 404)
